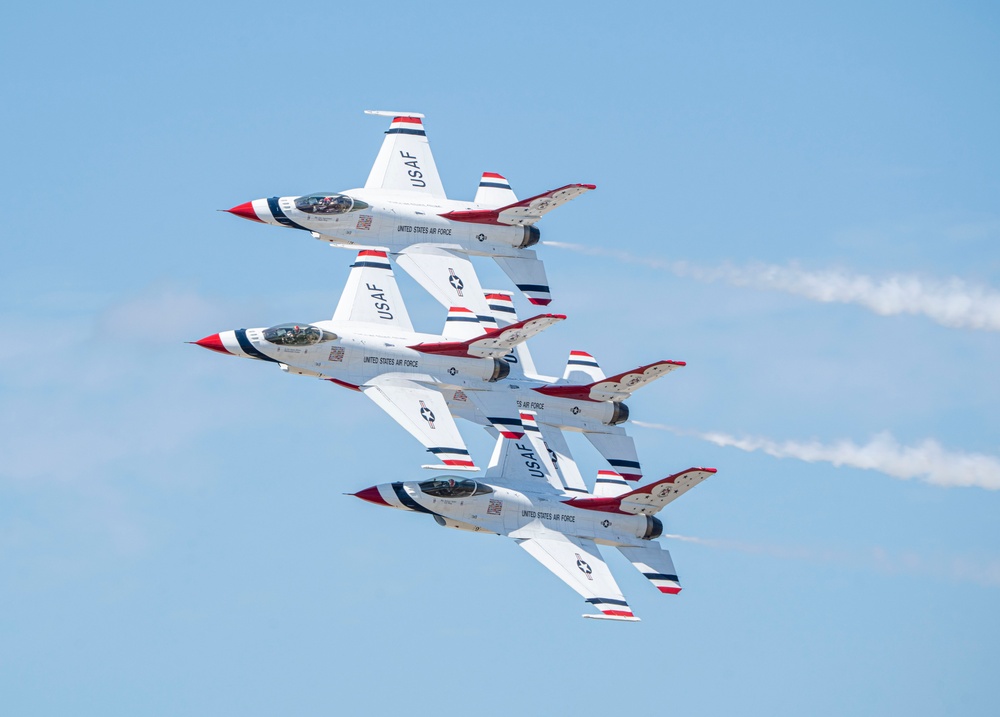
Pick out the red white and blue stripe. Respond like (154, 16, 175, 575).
(352, 249, 392, 270)
(387, 116, 426, 136)
(479, 172, 511, 190)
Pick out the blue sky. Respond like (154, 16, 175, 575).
(2, 1, 998, 714)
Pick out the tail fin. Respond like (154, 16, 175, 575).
(533, 420, 589, 495)
(441, 306, 485, 341)
(535, 360, 685, 402)
(410, 313, 565, 359)
(617, 544, 682, 595)
(363, 112, 446, 198)
(484, 290, 518, 327)
(482, 290, 550, 381)
(593, 470, 630, 498)
(474, 172, 518, 207)
(562, 351, 605, 384)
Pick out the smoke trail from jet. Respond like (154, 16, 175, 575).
(663, 533, 1000, 587)
(634, 422, 1000, 490)
(544, 241, 1000, 332)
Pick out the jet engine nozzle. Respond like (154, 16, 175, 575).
(608, 401, 630, 425)
(488, 358, 511, 383)
(518, 225, 541, 249)
(643, 515, 664, 540)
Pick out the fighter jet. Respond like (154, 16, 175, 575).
(224, 110, 594, 307)
(442, 288, 683, 484)
(193, 250, 684, 481)
(191, 249, 564, 471)
(353, 411, 716, 620)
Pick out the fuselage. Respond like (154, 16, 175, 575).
(357, 475, 662, 547)
(200, 320, 630, 433)
(230, 189, 539, 256)
(197, 321, 507, 389)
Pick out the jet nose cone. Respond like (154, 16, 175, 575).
(352, 486, 390, 507)
(226, 201, 263, 223)
(190, 333, 230, 355)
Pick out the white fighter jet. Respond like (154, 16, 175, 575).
(192, 249, 564, 470)
(443, 288, 683, 484)
(353, 411, 716, 620)
(224, 110, 594, 307)
(193, 250, 684, 480)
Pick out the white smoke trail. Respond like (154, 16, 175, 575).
(664, 534, 1000, 588)
(544, 241, 1000, 332)
(634, 422, 1000, 490)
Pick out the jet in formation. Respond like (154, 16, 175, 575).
(224, 110, 593, 308)
(201, 110, 715, 620)
(353, 411, 716, 620)
(193, 250, 683, 479)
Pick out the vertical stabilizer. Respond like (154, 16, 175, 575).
(482, 290, 551, 381)
(593, 470, 630, 498)
(474, 172, 518, 208)
(562, 351, 605, 384)
(441, 306, 485, 341)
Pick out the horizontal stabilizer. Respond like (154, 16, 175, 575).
(534, 360, 685, 402)
(440, 184, 595, 227)
(585, 431, 642, 481)
(562, 468, 716, 515)
(465, 390, 525, 440)
(409, 313, 565, 359)
(493, 253, 552, 306)
(618, 544, 682, 595)
(618, 468, 716, 515)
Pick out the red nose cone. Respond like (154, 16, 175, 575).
(352, 486, 390, 507)
(191, 333, 230, 355)
(226, 201, 263, 223)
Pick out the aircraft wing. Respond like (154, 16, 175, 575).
(393, 244, 494, 327)
(333, 250, 414, 332)
(363, 111, 446, 199)
(361, 373, 477, 471)
(514, 529, 638, 621)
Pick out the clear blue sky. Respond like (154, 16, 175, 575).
(2, 1, 998, 714)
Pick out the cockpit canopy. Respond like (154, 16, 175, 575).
(294, 193, 370, 215)
(418, 477, 493, 499)
(262, 323, 337, 346)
